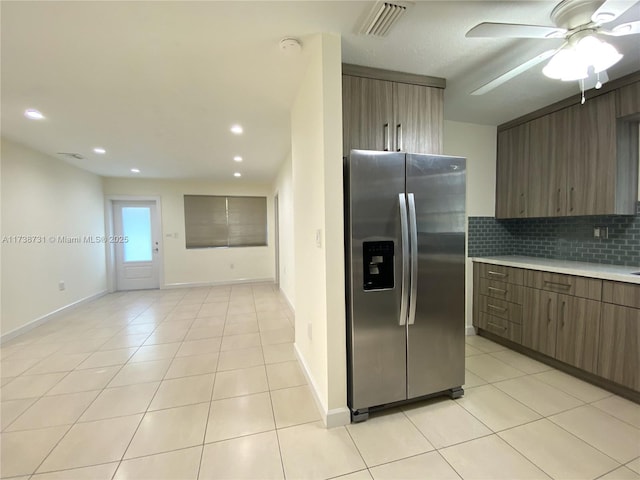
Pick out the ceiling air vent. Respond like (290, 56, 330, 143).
(358, 1, 413, 37)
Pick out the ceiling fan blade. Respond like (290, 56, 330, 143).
(466, 22, 566, 39)
(601, 20, 640, 35)
(592, 0, 638, 24)
(470, 48, 559, 95)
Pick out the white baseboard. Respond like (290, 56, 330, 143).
(279, 290, 295, 318)
(1, 290, 108, 344)
(465, 325, 477, 336)
(163, 277, 275, 289)
(294, 343, 351, 428)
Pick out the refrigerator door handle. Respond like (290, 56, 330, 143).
(399, 193, 409, 326)
(407, 193, 418, 325)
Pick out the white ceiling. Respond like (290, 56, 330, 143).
(2, 1, 639, 183)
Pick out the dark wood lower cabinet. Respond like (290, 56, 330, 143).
(598, 303, 640, 391)
(555, 295, 600, 374)
(522, 288, 557, 357)
(474, 262, 639, 397)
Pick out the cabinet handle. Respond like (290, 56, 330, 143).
(383, 123, 390, 151)
(488, 304, 508, 313)
(560, 301, 566, 328)
(556, 189, 561, 213)
(396, 124, 403, 152)
(488, 286, 507, 295)
(488, 271, 507, 278)
(519, 193, 525, 214)
(544, 280, 571, 289)
(487, 321, 508, 332)
(547, 298, 552, 323)
(570, 187, 575, 212)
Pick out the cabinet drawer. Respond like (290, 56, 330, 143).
(602, 281, 640, 308)
(478, 295, 522, 324)
(478, 312, 522, 343)
(524, 270, 601, 300)
(478, 278, 524, 304)
(477, 263, 524, 285)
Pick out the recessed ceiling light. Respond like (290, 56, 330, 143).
(130, 168, 140, 173)
(230, 125, 243, 134)
(234, 172, 242, 177)
(233, 156, 243, 162)
(25, 109, 45, 120)
(93, 147, 106, 154)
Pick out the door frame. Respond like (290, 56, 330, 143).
(274, 192, 280, 289)
(104, 195, 164, 293)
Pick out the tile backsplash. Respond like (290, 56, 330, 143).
(467, 202, 640, 267)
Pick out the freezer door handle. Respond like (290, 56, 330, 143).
(399, 193, 409, 326)
(407, 193, 418, 325)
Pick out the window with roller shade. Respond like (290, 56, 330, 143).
(184, 195, 267, 248)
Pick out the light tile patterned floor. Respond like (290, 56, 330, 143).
(1, 283, 639, 479)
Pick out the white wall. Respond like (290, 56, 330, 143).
(291, 33, 348, 426)
(443, 120, 497, 331)
(272, 153, 295, 308)
(1, 138, 107, 338)
(102, 177, 275, 287)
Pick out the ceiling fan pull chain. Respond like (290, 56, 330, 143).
(580, 78, 586, 105)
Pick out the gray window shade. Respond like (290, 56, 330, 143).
(228, 196, 267, 247)
(184, 195, 267, 249)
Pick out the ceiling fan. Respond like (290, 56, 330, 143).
(466, 0, 640, 95)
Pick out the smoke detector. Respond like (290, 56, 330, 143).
(358, 1, 414, 37)
(279, 37, 302, 55)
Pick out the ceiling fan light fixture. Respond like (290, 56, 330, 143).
(542, 35, 622, 82)
(579, 36, 623, 72)
(543, 48, 588, 80)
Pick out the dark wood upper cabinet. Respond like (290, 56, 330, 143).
(496, 124, 529, 219)
(570, 92, 617, 215)
(342, 75, 394, 156)
(617, 81, 640, 118)
(495, 86, 639, 219)
(394, 82, 443, 155)
(342, 71, 444, 157)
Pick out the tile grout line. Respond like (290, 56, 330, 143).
(195, 293, 228, 480)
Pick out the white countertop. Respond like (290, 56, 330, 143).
(472, 255, 640, 284)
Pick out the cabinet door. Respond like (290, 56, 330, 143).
(523, 288, 557, 357)
(598, 303, 640, 390)
(555, 295, 601, 373)
(394, 83, 443, 154)
(528, 110, 568, 217)
(568, 92, 616, 215)
(617, 81, 640, 117)
(342, 75, 394, 156)
(495, 124, 529, 218)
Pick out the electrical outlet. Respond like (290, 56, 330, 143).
(58, 281, 65, 291)
(230, 263, 235, 269)
(593, 226, 609, 239)
(315, 229, 322, 248)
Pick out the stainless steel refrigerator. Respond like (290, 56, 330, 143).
(345, 150, 466, 422)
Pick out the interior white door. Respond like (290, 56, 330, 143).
(113, 201, 160, 290)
